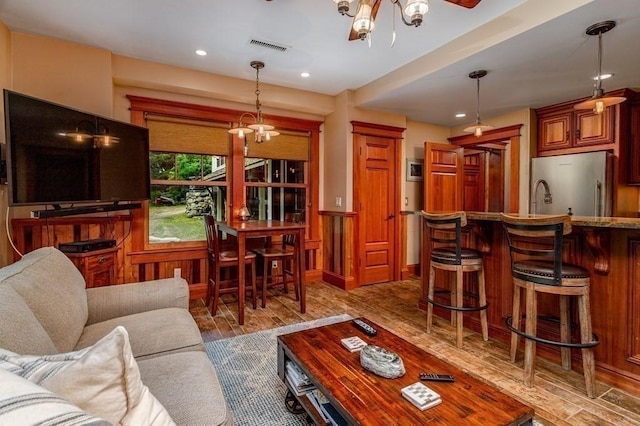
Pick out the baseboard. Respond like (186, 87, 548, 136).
(402, 264, 420, 280)
(322, 271, 357, 290)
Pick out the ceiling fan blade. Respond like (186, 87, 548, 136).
(444, 0, 482, 9)
(348, 0, 382, 41)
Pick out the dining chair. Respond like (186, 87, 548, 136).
(204, 215, 257, 316)
(252, 212, 304, 308)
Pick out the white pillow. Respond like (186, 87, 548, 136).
(0, 369, 111, 425)
(0, 326, 175, 426)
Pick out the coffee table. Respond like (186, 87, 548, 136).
(277, 318, 534, 425)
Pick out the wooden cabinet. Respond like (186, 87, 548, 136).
(537, 105, 614, 154)
(65, 247, 117, 288)
(629, 100, 640, 184)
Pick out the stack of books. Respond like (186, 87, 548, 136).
(401, 382, 442, 411)
(285, 361, 316, 396)
(307, 390, 347, 426)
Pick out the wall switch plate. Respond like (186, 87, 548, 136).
(272, 261, 278, 269)
(405, 197, 409, 206)
(173, 268, 181, 278)
(335, 197, 342, 207)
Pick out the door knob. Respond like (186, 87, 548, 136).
(387, 214, 395, 219)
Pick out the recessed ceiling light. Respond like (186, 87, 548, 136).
(195, 49, 207, 56)
(593, 73, 613, 80)
(300, 72, 310, 78)
(455, 113, 466, 118)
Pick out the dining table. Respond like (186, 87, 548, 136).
(216, 219, 306, 325)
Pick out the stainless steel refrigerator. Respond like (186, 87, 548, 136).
(530, 151, 613, 217)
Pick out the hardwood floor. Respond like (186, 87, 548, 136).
(189, 278, 640, 425)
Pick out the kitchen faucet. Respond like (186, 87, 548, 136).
(531, 179, 552, 215)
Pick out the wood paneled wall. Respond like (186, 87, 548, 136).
(320, 211, 356, 290)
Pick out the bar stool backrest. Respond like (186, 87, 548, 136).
(421, 211, 467, 265)
(500, 214, 572, 286)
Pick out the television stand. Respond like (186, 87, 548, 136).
(30, 202, 142, 219)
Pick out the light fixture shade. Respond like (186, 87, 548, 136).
(574, 95, 626, 114)
(228, 126, 254, 138)
(463, 123, 494, 137)
(404, 0, 429, 20)
(353, 3, 374, 35)
(248, 123, 275, 132)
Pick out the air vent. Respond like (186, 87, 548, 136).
(249, 38, 289, 53)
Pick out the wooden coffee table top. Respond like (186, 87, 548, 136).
(277, 318, 533, 425)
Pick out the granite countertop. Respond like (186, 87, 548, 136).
(417, 211, 640, 230)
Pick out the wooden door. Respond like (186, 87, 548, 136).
(463, 152, 485, 211)
(424, 142, 464, 211)
(353, 122, 402, 286)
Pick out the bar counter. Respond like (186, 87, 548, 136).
(419, 211, 640, 395)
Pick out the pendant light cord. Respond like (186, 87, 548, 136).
(596, 31, 603, 92)
(475, 76, 481, 125)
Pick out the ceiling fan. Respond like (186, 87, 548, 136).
(334, 0, 482, 42)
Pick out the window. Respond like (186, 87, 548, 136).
(149, 153, 227, 242)
(245, 159, 306, 220)
(243, 131, 309, 222)
(145, 115, 230, 244)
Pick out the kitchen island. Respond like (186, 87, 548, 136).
(419, 211, 640, 395)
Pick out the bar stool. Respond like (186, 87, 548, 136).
(500, 213, 599, 398)
(422, 211, 488, 348)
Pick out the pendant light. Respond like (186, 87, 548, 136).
(574, 21, 625, 114)
(463, 70, 493, 137)
(228, 61, 279, 155)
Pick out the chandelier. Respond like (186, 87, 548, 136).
(333, 0, 429, 46)
(463, 70, 493, 137)
(574, 21, 625, 114)
(228, 60, 279, 155)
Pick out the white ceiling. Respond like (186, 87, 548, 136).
(1, 0, 639, 127)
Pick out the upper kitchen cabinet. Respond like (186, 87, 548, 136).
(536, 95, 620, 155)
(630, 99, 640, 184)
(535, 88, 640, 156)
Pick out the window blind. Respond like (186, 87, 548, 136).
(145, 115, 230, 155)
(246, 131, 310, 161)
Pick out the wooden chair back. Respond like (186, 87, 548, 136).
(421, 211, 466, 265)
(500, 213, 572, 286)
(204, 214, 221, 259)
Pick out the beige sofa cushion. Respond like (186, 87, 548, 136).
(76, 308, 204, 360)
(0, 247, 88, 353)
(0, 284, 58, 355)
(138, 351, 233, 426)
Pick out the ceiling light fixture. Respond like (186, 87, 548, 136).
(195, 49, 207, 56)
(574, 21, 625, 114)
(463, 70, 493, 137)
(228, 60, 279, 155)
(300, 72, 310, 78)
(455, 113, 466, 118)
(333, 0, 429, 46)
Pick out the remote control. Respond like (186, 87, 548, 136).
(419, 373, 455, 382)
(352, 319, 377, 336)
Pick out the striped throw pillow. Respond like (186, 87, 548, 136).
(0, 326, 175, 426)
(0, 369, 111, 425)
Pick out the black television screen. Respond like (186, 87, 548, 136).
(3, 90, 150, 207)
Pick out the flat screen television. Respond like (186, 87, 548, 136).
(3, 90, 150, 209)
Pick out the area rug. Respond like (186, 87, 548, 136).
(205, 314, 352, 426)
